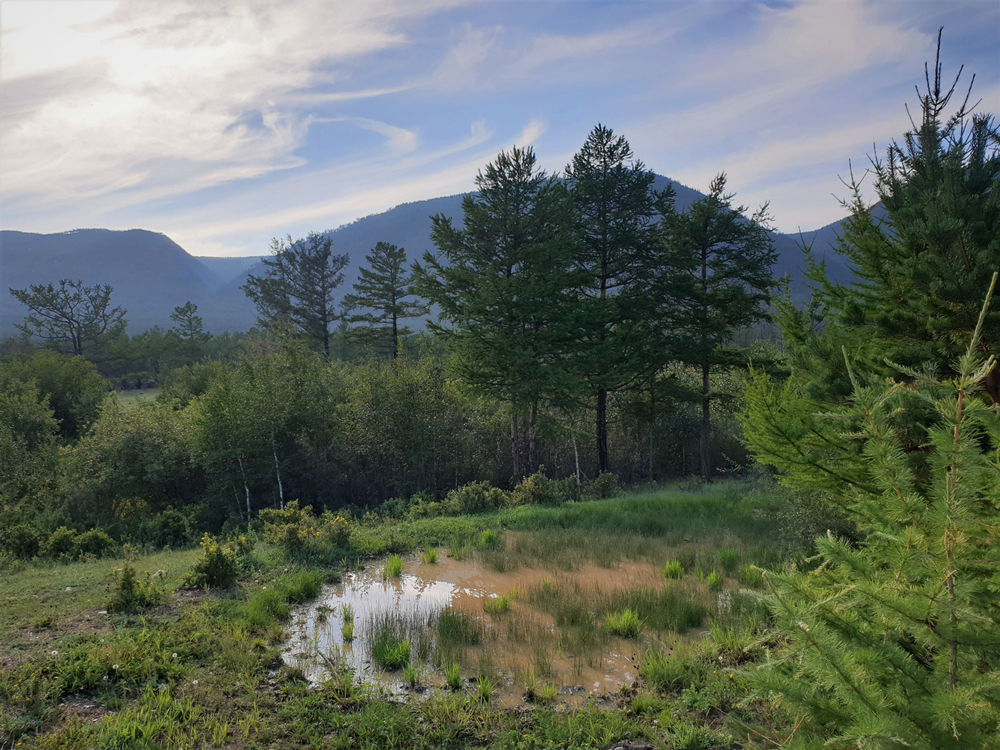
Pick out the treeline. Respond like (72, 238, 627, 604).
(0, 337, 756, 558)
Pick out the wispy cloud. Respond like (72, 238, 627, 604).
(1, 0, 995, 252)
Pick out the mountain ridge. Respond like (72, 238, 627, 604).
(1, 177, 855, 336)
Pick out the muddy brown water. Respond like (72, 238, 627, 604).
(282, 551, 696, 707)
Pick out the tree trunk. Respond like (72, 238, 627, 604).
(573, 434, 581, 484)
(597, 387, 609, 474)
(510, 413, 520, 483)
(528, 402, 538, 474)
(392, 310, 399, 361)
(237, 455, 252, 520)
(273, 448, 284, 509)
(700, 364, 712, 483)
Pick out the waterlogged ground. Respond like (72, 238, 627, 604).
(283, 539, 708, 707)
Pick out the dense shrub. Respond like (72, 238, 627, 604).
(73, 529, 117, 559)
(41, 526, 78, 559)
(184, 534, 240, 588)
(4, 523, 42, 559)
(137, 507, 192, 548)
(260, 501, 353, 559)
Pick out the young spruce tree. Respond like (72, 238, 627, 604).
(753, 278, 1000, 749)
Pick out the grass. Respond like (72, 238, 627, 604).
(482, 594, 511, 614)
(382, 554, 404, 579)
(419, 548, 438, 564)
(0, 480, 801, 750)
(662, 560, 684, 579)
(603, 608, 643, 638)
(444, 663, 463, 690)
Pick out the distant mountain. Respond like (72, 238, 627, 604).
(1, 176, 857, 337)
(195, 256, 264, 285)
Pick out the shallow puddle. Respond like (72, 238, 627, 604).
(283, 549, 693, 707)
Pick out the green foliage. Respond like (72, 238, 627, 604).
(107, 562, 165, 614)
(419, 547, 438, 564)
(565, 124, 665, 474)
(261, 501, 352, 560)
(415, 145, 580, 474)
(371, 637, 410, 670)
(9, 279, 126, 358)
(483, 594, 511, 615)
(752, 285, 1000, 748)
(381, 554, 403, 579)
(705, 571, 723, 591)
(662, 560, 684, 580)
(445, 481, 509, 515)
(658, 173, 777, 480)
(0, 350, 105, 439)
(603, 609, 643, 638)
(65, 399, 201, 515)
(343, 242, 428, 357)
(184, 534, 240, 588)
(443, 663, 463, 690)
(437, 607, 482, 646)
(748, 52, 1000, 495)
(242, 233, 350, 360)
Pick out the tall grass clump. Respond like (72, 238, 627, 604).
(705, 570, 723, 591)
(444, 663, 463, 690)
(737, 565, 764, 588)
(718, 548, 739, 573)
(382, 554, 404, 579)
(420, 548, 438, 564)
(371, 637, 411, 669)
(603, 609, 643, 638)
(482, 594, 511, 615)
(364, 606, 434, 669)
(662, 560, 684, 580)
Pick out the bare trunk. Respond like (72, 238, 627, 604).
(597, 388, 608, 474)
(701, 364, 712, 483)
(649, 422, 654, 482)
(273, 448, 284, 509)
(392, 310, 399, 361)
(528, 402, 538, 474)
(573, 434, 581, 484)
(237, 455, 252, 521)
(510, 413, 520, 483)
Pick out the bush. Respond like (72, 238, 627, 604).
(108, 563, 165, 613)
(261, 501, 353, 559)
(4, 524, 42, 559)
(41, 526, 78, 560)
(184, 534, 240, 588)
(138, 508, 191, 548)
(586, 471, 619, 499)
(73, 529, 117, 559)
(662, 560, 684, 580)
(445, 481, 509, 515)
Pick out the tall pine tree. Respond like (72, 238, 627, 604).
(661, 174, 776, 481)
(242, 233, 349, 361)
(565, 124, 664, 475)
(415, 146, 577, 480)
(744, 37, 999, 489)
(343, 242, 427, 359)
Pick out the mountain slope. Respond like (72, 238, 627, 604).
(2, 178, 857, 337)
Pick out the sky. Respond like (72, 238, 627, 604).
(1, 0, 998, 257)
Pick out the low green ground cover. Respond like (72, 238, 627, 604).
(0, 481, 802, 749)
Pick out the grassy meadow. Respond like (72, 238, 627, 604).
(0, 482, 807, 749)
